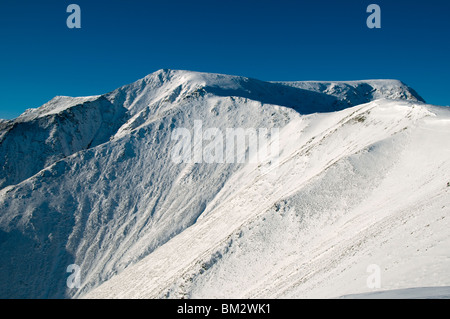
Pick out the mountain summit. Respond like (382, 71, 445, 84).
(0, 70, 424, 190)
(1, 70, 448, 299)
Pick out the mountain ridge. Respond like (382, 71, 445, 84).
(9, 69, 426, 122)
(0, 69, 424, 191)
(0, 70, 447, 299)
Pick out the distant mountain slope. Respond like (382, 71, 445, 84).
(1, 70, 445, 300)
(0, 96, 127, 190)
(277, 79, 425, 106)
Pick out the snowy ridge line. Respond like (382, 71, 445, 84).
(0, 95, 128, 190)
(16, 95, 102, 121)
(0, 69, 446, 299)
(10, 69, 426, 126)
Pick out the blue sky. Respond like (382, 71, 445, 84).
(0, 0, 449, 119)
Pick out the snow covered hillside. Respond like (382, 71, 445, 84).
(0, 69, 448, 299)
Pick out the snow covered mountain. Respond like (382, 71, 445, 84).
(0, 69, 448, 299)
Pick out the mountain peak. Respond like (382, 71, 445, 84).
(0, 68, 448, 299)
(103, 70, 425, 118)
(14, 70, 424, 123)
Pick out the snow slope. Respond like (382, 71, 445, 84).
(0, 69, 448, 299)
(0, 96, 127, 190)
(84, 100, 450, 299)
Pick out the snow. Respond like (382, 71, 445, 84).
(340, 287, 450, 299)
(17, 95, 101, 121)
(0, 95, 127, 190)
(277, 79, 425, 105)
(0, 69, 448, 299)
(83, 99, 450, 299)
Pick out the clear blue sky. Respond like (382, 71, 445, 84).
(1, 0, 449, 119)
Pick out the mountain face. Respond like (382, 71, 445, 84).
(0, 70, 448, 299)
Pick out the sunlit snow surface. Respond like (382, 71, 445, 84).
(0, 70, 448, 299)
